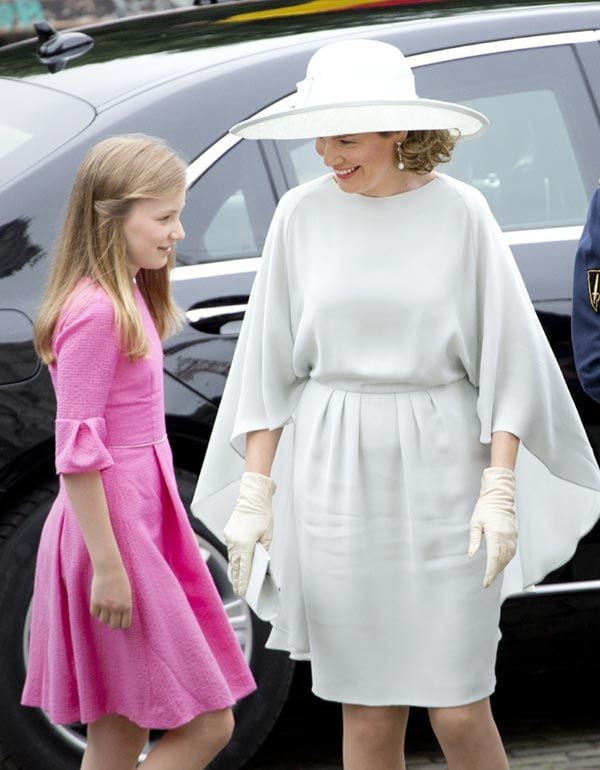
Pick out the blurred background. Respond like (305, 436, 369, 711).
(0, 0, 205, 45)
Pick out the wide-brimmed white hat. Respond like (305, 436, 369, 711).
(231, 39, 488, 140)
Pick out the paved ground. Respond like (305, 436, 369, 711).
(246, 663, 600, 770)
(407, 727, 600, 769)
(248, 728, 600, 770)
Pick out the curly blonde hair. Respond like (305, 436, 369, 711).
(383, 130, 458, 174)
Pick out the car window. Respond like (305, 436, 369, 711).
(286, 140, 325, 184)
(274, 45, 592, 232)
(179, 140, 276, 265)
(416, 45, 591, 231)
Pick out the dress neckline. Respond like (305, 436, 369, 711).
(330, 173, 442, 201)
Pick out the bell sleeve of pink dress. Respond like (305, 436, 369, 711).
(52, 292, 118, 475)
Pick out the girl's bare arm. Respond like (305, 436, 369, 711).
(63, 471, 132, 629)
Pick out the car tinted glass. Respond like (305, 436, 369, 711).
(287, 140, 325, 184)
(0, 80, 94, 189)
(441, 88, 581, 231)
(180, 140, 276, 265)
(415, 45, 590, 231)
(274, 45, 591, 232)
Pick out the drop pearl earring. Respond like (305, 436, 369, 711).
(397, 141, 405, 171)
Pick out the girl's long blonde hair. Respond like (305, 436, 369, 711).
(35, 134, 187, 364)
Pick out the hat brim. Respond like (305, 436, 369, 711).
(231, 99, 488, 140)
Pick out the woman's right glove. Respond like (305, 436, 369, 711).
(223, 471, 276, 596)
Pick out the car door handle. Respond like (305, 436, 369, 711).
(186, 301, 248, 334)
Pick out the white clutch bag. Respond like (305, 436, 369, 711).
(246, 542, 280, 620)
(229, 543, 280, 621)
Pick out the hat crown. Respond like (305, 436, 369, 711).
(230, 38, 488, 140)
(295, 40, 417, 109)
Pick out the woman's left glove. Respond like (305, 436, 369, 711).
(223, 471, 276, 597)
(468, 467, 517, 588)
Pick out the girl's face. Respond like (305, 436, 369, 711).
(123, 190, 186, 278)
(315, 131, 407, 197)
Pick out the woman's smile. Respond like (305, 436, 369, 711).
(334, 166, 359, 180)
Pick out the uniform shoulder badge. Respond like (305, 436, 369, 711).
(588, 270, 600, 313)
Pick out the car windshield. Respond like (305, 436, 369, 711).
(0, 80, 94, 189)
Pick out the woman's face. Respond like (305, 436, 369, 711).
(315, 131, 407, 197)
(123, 189, 186, 277)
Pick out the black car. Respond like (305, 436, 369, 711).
(2, 1, 600, 768)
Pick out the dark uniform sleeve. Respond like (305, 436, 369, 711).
(572, 188, 600, 403)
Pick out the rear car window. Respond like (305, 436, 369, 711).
(0, 80, 95, 189)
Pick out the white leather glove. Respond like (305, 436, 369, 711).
(468, 467, 517, 588)
(223, 471, 276, 597)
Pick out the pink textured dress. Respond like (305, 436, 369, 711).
(21, 278, 255, 728)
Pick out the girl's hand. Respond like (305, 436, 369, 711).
(90, 563, 132, 629)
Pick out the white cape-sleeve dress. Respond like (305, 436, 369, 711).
(192, 173, 600, 707)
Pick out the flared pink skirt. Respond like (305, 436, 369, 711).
(22, 439, 255, 727)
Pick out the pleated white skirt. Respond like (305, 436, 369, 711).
(267, 376, 503, 707)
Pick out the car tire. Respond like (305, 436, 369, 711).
(176, 466, 296, 770)
(0, 474, 294, 770)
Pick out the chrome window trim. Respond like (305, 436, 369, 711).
(186, 132, 242, 186)
(172, 257, 261, 282)
(186, 94, 296, 184)
(505, 226, 583, 245)
(515, 579, 600, 597)
(171, 225, 583, 281)
(407, 29, 600, 68)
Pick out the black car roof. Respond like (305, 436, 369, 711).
(1, 0, 599, 108)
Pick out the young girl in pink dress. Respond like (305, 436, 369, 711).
(21, 134, 255, 770)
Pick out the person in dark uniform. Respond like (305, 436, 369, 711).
(573, 188, 600, 402)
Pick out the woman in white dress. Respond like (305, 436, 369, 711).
(192, 40, 600, 770)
